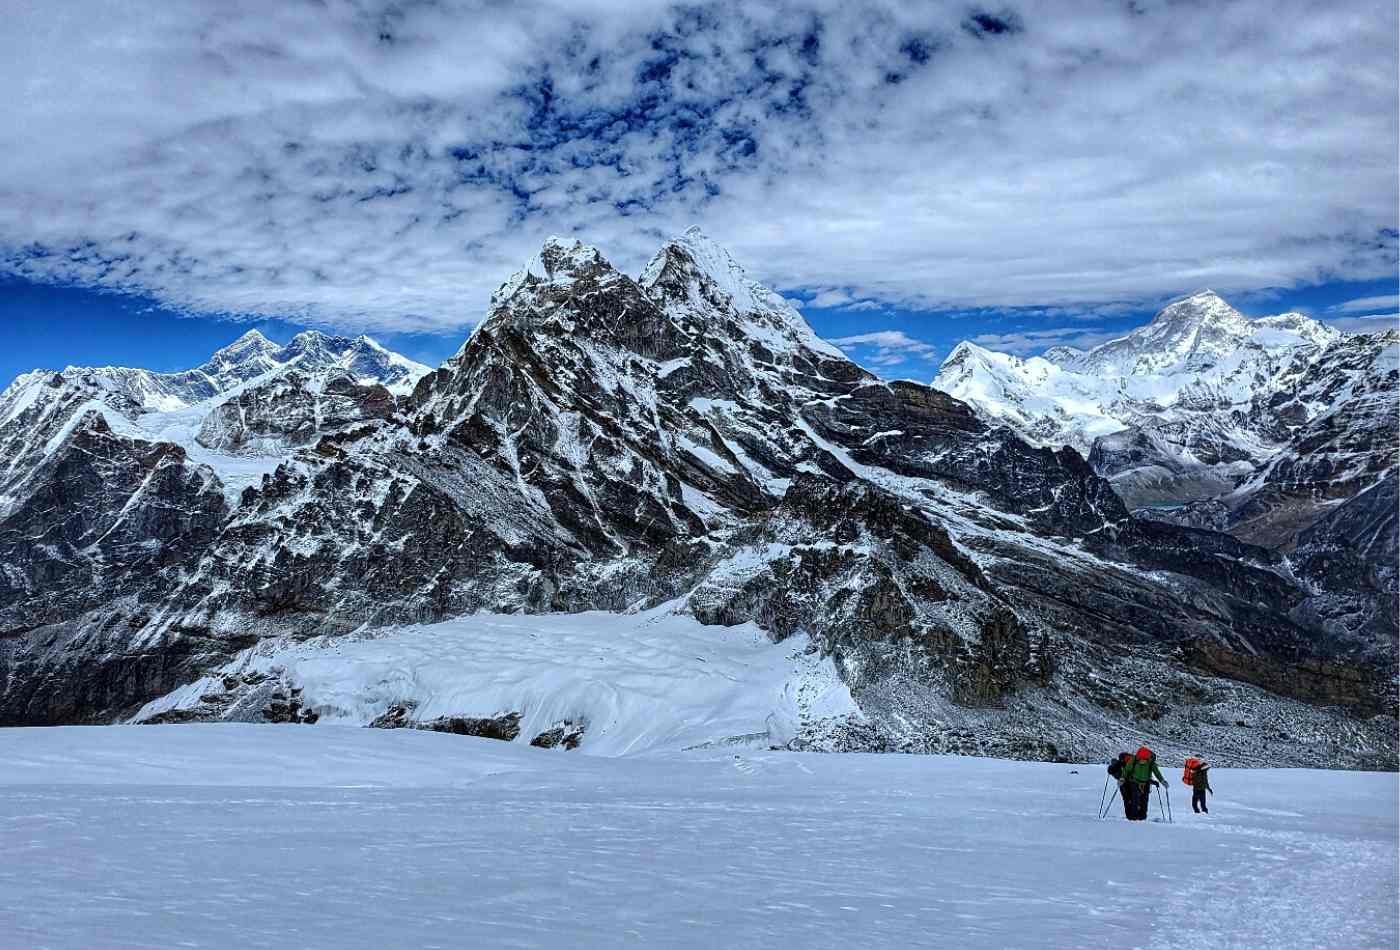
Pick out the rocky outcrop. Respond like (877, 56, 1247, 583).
(197, 371, 397, 454)
(530, 720, 588, 750)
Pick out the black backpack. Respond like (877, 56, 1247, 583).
(1106, 751, 1131, 779)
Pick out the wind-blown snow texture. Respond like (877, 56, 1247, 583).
(0, 233, 1395, 767)
(0, 725, 1395, 949)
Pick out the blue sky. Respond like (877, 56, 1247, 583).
(1, 1, 1396, 387)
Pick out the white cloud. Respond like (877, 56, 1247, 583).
(805, 289, 855, 308)
(829, 330, 937, 366)
(0, 1, 1395, 335)
(970, 327, 1122, 356)
(1327, 294, 1399, 314)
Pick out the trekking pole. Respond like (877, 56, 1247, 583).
(1100, 783, 1120, 820)
(1097, 776, 1111, 818)
(1165, 785, 1173, 824)
(1156, 787, 1166, 822)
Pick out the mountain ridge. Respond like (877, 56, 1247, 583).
(0, 233, 1394, 767)
(932, 293, 1393, 554)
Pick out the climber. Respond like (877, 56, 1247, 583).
(1191, 759, 1213, 814)
(1106, 751, 1134, 819)
(1122, 745, 1167, 821)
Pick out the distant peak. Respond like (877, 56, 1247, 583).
(1150, 289, 1247, 330)
(537, 235, 605, 268)
(940, 339, 1011, 370)
(1161, 288, 1228, 310)
(488, 236, 615, 309)
(222, 329, 274, 350)
(640, 227, 750, 304)
(530, 235, 607, 279)
(288, 329, 351, 348)
(211, 328, 279, 361)
(1041, 344, 1085, 362)
(945, 339, 988, 360)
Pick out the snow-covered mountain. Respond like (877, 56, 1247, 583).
(932, 291, 1396, 551)
(53, 328, 429, 410)
(0, 330, 430, 514)
(0, 242, 1393, 766)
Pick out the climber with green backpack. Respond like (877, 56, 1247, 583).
(1122, 746, 1166, 821)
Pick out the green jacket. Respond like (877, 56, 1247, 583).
(1192, 765, 1212, 792)
(1124, 755, 1166, 785)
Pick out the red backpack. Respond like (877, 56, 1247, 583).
(1182, 756, 1201, 787)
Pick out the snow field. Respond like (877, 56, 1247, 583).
(133, 606, 860, 755)
(0, 725, 1394, 950)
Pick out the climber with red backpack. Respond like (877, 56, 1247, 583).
(1184, 757, 1213, 813)
(1121, 746, 1166, 821)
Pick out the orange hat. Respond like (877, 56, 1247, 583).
(1136, 746, 1152, 760)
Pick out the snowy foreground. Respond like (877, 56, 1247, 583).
(2, 726, 1396, 950)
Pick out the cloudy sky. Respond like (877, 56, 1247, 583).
(1, 0, 1396, 382)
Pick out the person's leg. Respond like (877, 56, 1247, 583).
(1120, 783, 1132, 819)
(1192, 788, 1202, 813)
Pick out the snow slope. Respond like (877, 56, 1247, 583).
(132, 606, 859, 755)
(1, 725, 1394, 950)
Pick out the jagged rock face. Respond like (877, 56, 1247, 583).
(934, 295, 1395, 553)
(0, 413, 232, 724)
(0, 413, 227, 632)
(1288, 472, 1399, 657)
(0, 371, 142, 514)
(196, 371, 397, 454)
(0, 233, 1394, 767)
(1226, 331, 1399, 547)
(1088, 428, 1241, 507)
